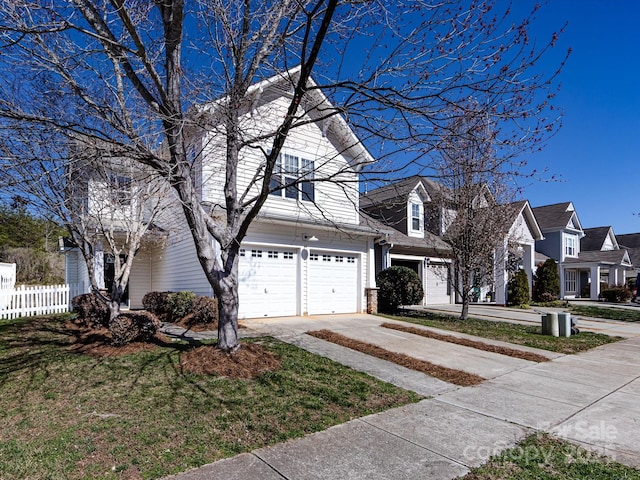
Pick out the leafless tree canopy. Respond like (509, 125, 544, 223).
(0, 0, 568, 349)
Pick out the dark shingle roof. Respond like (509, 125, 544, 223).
(531, 202, 576, 230)
(617, 233, 640, 249)
(359, 211, 452, 253)
(564, 249, 631, 266)
(361, 176, 449, 207)
(623, 247, 640, 269)
(581, 226, 612, 252)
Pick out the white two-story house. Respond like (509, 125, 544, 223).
(64, 69, 380, 319)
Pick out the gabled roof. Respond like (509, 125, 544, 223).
(197, 66, 374, 169)
(531, 202, 583, 233)
(564, 249, 632, 267)
(361, 176, 432, 207)
(359, 211, 452, 253)
(617, 233, 640, 249)
(581, 226, 618, 252)
(494, 200, 544, 241)
(623, 247, 640, 271)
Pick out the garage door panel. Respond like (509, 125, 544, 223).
(308, 252, 359, 314)
(426, 264, 450, 305)
(238, 247, 298, 318)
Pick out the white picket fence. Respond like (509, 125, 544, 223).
(0, 283, 84, 320)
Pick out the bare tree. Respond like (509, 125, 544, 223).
(0, 131, 168, 322)
(427, 100, 526, 320)
(0, 1, 568, 350)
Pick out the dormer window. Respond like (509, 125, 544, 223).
(411, 203, 421, 231)
(408, 201, 423, 237)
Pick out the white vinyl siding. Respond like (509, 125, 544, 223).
(201, 95, 360, 225)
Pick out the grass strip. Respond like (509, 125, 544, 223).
(381, 322, 550, 363)
(380, 311, 621, 354)
(461, 433, 640, 479)
(569, 304, 640, 322)
(307, 329, 484, 386)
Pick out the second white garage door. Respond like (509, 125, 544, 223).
(238, 247, 298, 318)
(307, 251, 359, 314)
(425, 263, 450, 305)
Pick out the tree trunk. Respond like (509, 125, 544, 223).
(460, 297, 469, 320)
(216, 273, 240, 352)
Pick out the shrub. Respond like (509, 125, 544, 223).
(142, 291, 172, 317)
(166, 290, 196, 321)
(533, 259, 560, 302)
(192, 296, 219, 325)
(110, 311, 161, 346)
(377, 266, 424, 312)
(71, 293, 109, 328)
(507, 269, 530, 306)
(600, 285, 631, 303)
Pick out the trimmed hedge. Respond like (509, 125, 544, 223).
(110, 311, 161, 346)
(71, 293, 109, 328)
(600, 285, 631, 303)
(508, 269, 530, 306)
(377, 266, 424, 312)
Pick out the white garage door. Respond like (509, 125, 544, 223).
(238, 247, 298, 319)
(308, 252, 359, 314)
(425, 264, 450, 304)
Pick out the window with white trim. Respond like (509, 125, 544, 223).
(565, 236, 576, 257)
(269, 152, 315, 202)
(565, 269, 577, 293)
(411, 203, 421, 231)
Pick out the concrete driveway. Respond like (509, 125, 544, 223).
(163, 311, 640, 479)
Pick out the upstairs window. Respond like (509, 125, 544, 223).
(108, 174, 131, 207)
(411, 203, 421, 231)
(565, 236, 576, 257)
(269, 153, 315, 202)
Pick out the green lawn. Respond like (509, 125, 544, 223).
(0, 315, 421, 479)
(380, 311, 621, 354)
(569, 304, 640, 322)
(460, 433, 640, 479)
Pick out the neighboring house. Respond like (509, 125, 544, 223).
(617, 233, 640, 280)
(532, 202, 633, 299)
(360, 176, 542, 306)
(64, 70, 380, 319)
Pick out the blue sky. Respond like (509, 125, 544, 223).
(519, 1, 640, 234)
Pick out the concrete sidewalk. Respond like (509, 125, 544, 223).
(162, 313, 640, 479)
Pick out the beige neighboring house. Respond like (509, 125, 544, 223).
(361, 176, 543, 306)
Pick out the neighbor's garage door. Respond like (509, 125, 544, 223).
(307, 251, 359, 314)
(238, 247, 298, 318)
(425, 263, 450, 304)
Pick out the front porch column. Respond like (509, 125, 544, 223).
(494, 240, 507, 305)
(590, 265, 600, 300)
(381, 244, 391, 270)
(608, 267, 620, 287)
(559, 265, 565, 299)
(94, 241, 105, 290)
(523, 243, 535, 296)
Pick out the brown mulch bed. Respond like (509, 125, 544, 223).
(174, 314, 218, 332)
(307, 329, 484, 386)
(65, 319, 278, 378)
(179, 343, 280, 378)
(381, 323, 550, 363)
(65, 320, 172, 357)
